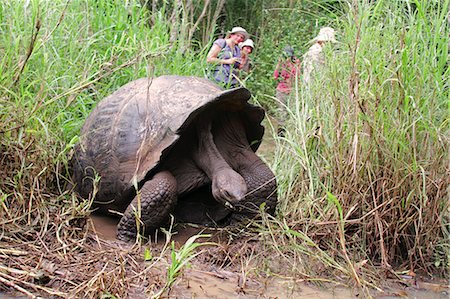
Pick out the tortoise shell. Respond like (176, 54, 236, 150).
(72, 75, 265, 207)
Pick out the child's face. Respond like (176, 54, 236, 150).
(243, 46, 253, 54)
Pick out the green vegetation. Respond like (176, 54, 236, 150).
(0, 0, 448, 297)
(152, 234, 214, 298)
(270, 0, 449, 283)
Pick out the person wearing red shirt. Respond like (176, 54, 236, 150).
(273, 46, 301, 129)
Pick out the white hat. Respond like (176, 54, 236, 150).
(229, 26, 249, 40)
(313, 27, 337, 43)
(239, 38, 254, 49)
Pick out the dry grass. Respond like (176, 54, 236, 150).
(0, 123, 169, 298)
(0, 228, 165, 298)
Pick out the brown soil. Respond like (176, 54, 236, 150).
(90, 215, 449, 299)
(1, 213, 447, 298)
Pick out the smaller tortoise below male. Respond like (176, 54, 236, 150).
(71, 75, 278, 241)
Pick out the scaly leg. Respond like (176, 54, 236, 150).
(117, 171, 177, 241)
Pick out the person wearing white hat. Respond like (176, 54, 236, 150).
(239, 38, 254, 73)
(302, 26, 337, 84)
(206, 26, 249, 88)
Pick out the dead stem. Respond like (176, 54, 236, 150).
(0, 275, 37, 298)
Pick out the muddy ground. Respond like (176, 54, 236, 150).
(90, 215, 448, 299)
(1, 202, 447, 299)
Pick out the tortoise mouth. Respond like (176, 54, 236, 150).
(224, 201, 235, 210)
(214, 196, 237, 210)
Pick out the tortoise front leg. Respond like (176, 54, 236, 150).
(117, 171, 177, 241)
(231, 153, 277, 221)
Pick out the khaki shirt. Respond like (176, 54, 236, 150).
(302, 43, 325, 84)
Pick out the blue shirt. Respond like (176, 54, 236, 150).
(211, 39, 241, 88)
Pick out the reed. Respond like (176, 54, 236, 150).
(267, 0, 449, 286)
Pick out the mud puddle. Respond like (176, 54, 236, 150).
(170, 266, 449, 299)
(89, 214, 218, 246)
(170, 269, 356, 299)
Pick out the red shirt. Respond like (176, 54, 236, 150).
(273, 59, 300, 94)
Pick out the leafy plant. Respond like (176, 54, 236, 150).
(152, 234, 215, 298)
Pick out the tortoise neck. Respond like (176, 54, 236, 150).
(193, 117, 231, 178)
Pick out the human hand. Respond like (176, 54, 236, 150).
(223, 57, 240, 64)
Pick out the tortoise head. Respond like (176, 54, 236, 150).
(211, 167, 247, 209)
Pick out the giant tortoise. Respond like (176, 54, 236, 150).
(72, 75, 277, 241)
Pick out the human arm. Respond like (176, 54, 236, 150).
(238, 53, 248, 70)
(206, 43, 240, 65)
(273, 60, 281, 79)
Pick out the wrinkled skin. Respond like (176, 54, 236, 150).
(117, 111, 277, 241)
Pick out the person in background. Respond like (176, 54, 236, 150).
(206, 26, 249, 88)
(239, 38, 255, 73)
(302, 27, 336, 84)
(273, 45, 301, 129)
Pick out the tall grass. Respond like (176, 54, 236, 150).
(270, 0, 449, 283)
(0, 0, 205, 201)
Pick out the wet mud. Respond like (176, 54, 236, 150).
(89, 215, 449, 299)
